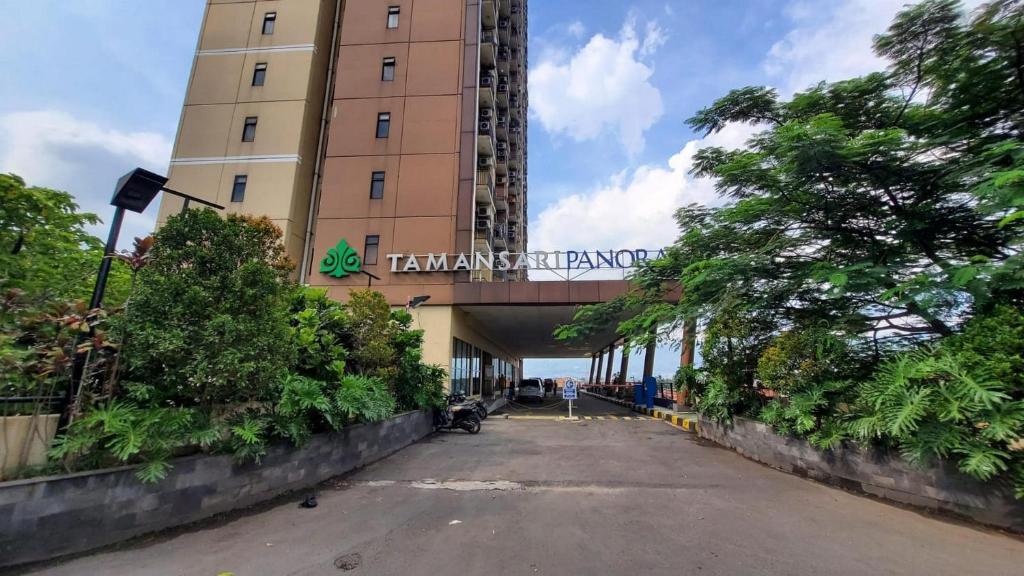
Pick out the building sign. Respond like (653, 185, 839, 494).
(320, 239, 362, 278)
(384, 249, 666, 273)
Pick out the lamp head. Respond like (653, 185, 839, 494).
(408, 295, 431, 309)
(111, 168, 167, 213)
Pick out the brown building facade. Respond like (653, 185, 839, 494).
(163, 0, 539, 399)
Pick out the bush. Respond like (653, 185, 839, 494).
(120, 210, 295, 407)
(49, 401, 217, 482)
(849, 308, 1024, 497)
(335, 375, 396, 423)
(288, 287, 349, 382)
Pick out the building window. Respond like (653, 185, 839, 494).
(364, 235, 380, 265)
(386, 6, 400, 29)
(231, 175, 247, 202)
(381, 57, 396, 82)
(376, 113, 390, 138)
(242, 116, 258, 142)
(252, 63, 267, 86)
(262, 12, 276, 35)
(370, 171, 385, 199)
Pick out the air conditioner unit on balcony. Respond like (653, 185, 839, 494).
(496, 152, 507, 164)
(498, 17, 510, 29)
(480, 108, 493, 120)
(496, 141, 508, 152)
(480, 74, 494, 87)
(479, 121, 492, 132)
(475, 218, 490, 230)
(478, 156, 493, 168)
(496, 175, 508, 186)
(497, 83, 509, 93)
(476, 205, 492, 218)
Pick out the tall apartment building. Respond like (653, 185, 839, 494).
(164, 0, 633, 398)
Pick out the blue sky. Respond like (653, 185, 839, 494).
(0, 0, 940, 379)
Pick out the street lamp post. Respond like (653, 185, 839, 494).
(66, 167, 225, 428)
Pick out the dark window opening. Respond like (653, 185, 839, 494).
(381, 57, 396, 81)
(370, 171, 385, 199)
(364, 235, 380, 265)
(242, 116, 258, 142)
(231, 175, 247, 202)
(252, 63, 267, 86)
(262, 12, 276, 35)
(376, 113, 391, 138)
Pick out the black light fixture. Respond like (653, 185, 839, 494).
(88, 167, 225, 310)
(407, 295, 431, 310)
(88, 168, 167, 309)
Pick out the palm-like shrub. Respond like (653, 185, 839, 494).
(849, 308, 1024, 496)
(334, 375, 395, 424)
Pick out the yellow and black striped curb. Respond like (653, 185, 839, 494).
(502, 414, 647, 421)
(582, 391, 699, 433)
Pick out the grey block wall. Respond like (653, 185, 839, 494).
(0, 410, 434, 569)
(698, 416, 1024, 533)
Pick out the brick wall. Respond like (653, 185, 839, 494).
(0, 410, 434, 569)
(698, 416, 1024, 533)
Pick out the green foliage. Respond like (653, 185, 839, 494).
(288, 287, 349, 382)
(345, 290, 397, 380)
(849, 308, 1024, 494)
(334, 375, 396, 424)
(50, 401, 197, 482)
(120, 209, 295, 407)
(0, 173, 130, 306)
(556, 1, 1024, 495)
(694, 376, 740, 422)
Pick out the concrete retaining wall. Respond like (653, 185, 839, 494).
(699, 416, 1024, 533)
(0, 410, 434, 568)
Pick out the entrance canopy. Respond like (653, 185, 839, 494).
(453, 280, 634, 358)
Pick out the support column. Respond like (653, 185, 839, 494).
(604, 342, 616, 386)
(643, 339, 656, 380)
(595, 348, 604, 387)
(588, 354, 597, 386)
(680, 317, 697, 367)
(618, 343, 630, 384)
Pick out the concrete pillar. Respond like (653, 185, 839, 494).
(680, 318, 697, 367)
(643, 339, 656, 380)
(595, 349, 604, 387)
(604, 342, 616, 386)
(588, 354, 597, 386)
(618, 343, 630, 384)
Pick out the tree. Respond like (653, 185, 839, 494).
(0, 174, 130, 306)
(119, 209, 295, 407)
(562, 0, 1023, 352)
(556, 0, 1024, 493)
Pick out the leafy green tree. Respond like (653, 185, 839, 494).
(0, 173, 130, 306)
(557, 0, 1024, 492)
(345, 289, 398, 380)
(288, 287, 349, 382)
(120, 209, 295, 407)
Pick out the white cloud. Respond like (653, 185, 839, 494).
(0, 110, 173, 245)
(766, 0, 987, 95)
(566, 20, 586, 39)
(529, 19, 665, 155)
(530, 124, 758, 280)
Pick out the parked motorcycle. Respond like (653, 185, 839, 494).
(434, 395, 481, 434)
(449, 393, 488, 421)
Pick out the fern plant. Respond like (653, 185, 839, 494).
(334, 375, 396, 424)
(850, 347, 1023, 495)
(50, 401, 197, 483)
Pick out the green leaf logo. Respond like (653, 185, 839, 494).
(320, 239, 362, 278)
